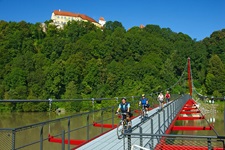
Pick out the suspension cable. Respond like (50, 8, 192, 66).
(165, 60, 188, 92)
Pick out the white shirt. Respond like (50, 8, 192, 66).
(158, 94, 164, 102)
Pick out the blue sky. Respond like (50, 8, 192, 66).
(0, 0, 224, 41)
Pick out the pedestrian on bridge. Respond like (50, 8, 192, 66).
(157, 92, 164, 110)
(165, 91, 171, 103)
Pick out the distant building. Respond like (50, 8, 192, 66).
(51, 10, 106, 28)
(127, 24, 145, 31)
(99, 17, 106, 26)
(140, 24, 145, 29)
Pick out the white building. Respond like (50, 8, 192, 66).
(51, 10, 106, 28)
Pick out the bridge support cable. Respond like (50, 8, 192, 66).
(162, 59, 188, 97)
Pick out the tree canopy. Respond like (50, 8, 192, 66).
(0, 19, 225, 112)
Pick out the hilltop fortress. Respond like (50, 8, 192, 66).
(51, 10, 106, 28)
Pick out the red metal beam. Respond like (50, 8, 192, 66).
(93, 114, 136, 129)
(177, 116, 205, 120)
(134, 110, 140, 113)
(157, 143, 224, 150)
(93, 122, 117, 128)
(161, 144, 224, 150)
(172, 126, 212, 130)
(134, 108, 153, 114)
(48, 134, 86, 145)
(186, 99, 197, 105)
(182, 107, 197, 110)
(163, 99, 202, 135)
(161, 144, 209, 150)
(180, 111, 200, 114)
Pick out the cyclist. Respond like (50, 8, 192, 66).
(116, 98, 131, 124)
(139, 94, 149, 112)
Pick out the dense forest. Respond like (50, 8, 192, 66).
(0, 19, 225, 112)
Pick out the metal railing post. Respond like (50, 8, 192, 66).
(12, 129, 15, 150)
(68, 118, 70, 150)
(173, 102, 175, 118)
(167, 104, 169, 127)
(112, 106, 115, 128)
(139, 127, 143, 147)
(62, 130, 65, 150)
(40, 125, 43, 150)
(170, 104, 172, 123)
(174, 100, 177, 115)
(151, 118, 154, 150)
(101, 110, 103, 133)
(163, 109, 165, 132)
(207, 138, 212, 150)
(87, 114, 90, 140)
(128, 134, 131, 150)
(158, 113, 161, 134)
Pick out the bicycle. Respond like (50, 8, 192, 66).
(116, 112, 132, 139)
(139, 104, 148, 120)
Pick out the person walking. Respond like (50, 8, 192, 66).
(157, 92, 164, 110)
(165, 91, 171, 103)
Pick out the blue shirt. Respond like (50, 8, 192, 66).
(119, 102, 130, 112)
(140, 98, 148, 105)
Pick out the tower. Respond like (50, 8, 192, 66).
(99, 17, 106, 27)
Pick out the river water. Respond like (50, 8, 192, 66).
(0, 112, 75, 128)
(0, 111, 114, 150)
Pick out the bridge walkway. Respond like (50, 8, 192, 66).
(75, 95, 189, 150)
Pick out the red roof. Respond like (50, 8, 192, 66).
(140, 24, 145, 28)
(99, 17, 105, 21)
(53, 10, 98, 23)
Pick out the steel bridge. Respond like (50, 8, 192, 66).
(73, 95, 224, 150)
(0, 94, 225, 150)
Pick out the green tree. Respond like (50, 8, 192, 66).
(62, 81, 82, 112)
(104, 21, 125, 32)
(206, 55, 225, 95)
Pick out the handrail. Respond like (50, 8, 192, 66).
(124, 132, 225, 139)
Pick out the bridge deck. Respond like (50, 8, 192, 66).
(75, 106, 160, 150)
(75, 96, 223, 150)
(75, 96, 220, 150)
